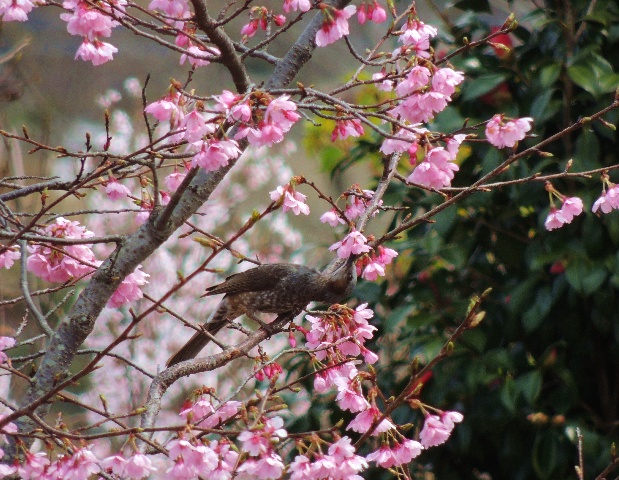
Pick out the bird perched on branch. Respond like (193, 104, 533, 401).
(166, 257, 357, 367)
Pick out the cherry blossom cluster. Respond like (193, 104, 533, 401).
(406, 134, 465, 190)
(355, 245, 398, 281)
(288, 436, 368, 479)
(236, 416, 287, 478)
(60, 0, 126, 65)
(320, 186, 381, 226)
(329, 229, 371, 258)
(143, 90, 300, 178)
(179, 392, 241, 428)
(164, 438, 237, 479)
(592, 174, 619, 214)
(26, 217, 100, 283)
(240, 7, 286, 38)
(0, 217, 149, 308)
(269, 182, 310, 216)
(543, 183, 584, 231)
(419, 411, 464, 447)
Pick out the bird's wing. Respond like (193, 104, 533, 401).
(204, 263, 311, 296)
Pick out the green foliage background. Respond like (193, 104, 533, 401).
(297, 1, 619, 478)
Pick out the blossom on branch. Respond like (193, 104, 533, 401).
(544, 195, 584, 231)
(104, 176, 132, 200)
(269, 183, 310, 215)
(189, 138, 242, 171)
(0, 0, 35, 21)
(315, 5, 356, 47)
(593, 183, 619, 214)
(419, 411, 463, 447)
(485, 114, 533, 148)
(0, 246, 20, 269)
(75, 39, 118, 66)
(107, 265, 149, 308)
(27, 217, 101, 283)
(283, 0, 310, 13)
(329, 229, 371, 258)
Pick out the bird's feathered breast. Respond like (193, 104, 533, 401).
(203, 263, 318, 296)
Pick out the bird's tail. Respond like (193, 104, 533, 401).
(166, 301, 230, 367)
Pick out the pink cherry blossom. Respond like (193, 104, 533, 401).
(560, 196, 584, 221)
(398, 19, 437, 58)
(366, 445, 398, 467)
(331, 118, 364, 141)
(485, 114, 533, 148)
(241, 19, 259, 37)
(333, 374, 370, 412)
(100, 454, 127, 476)
(329, 229, 371, 258)
(395, 65, 431, 97)
(432, 67, 465, 96)
(366, 0, 386, 23)
(190, 138, 242, 171)
(380, 126, 425, 155)
(27, 217, 101, 283)
(408, 146, 459, 189)
(164, 169, 187, 191)
(60, 0, 117, 39)
(107, 265, 149, 308)
(124, 453, 157, 478)
(315, 5, 356, 47)
(394, 438, 424, 463)
(347, 406, 395, 435)
(593, 185, 619, 213)
(17, 451, 50, 479)
(545, 196, 584, 231)
(148, 0, 189, 17)
(180, 45, 220, 68)
(182, 110, 214, 142)
(105, 177, 132, 200)
(269, 184, 310, 215)
(264, 94, 300, 131)
(0, 336, 15, 365)
(357, 3, 366, 24)
(0, 246, 20, 269)
(75, 39, 118, 66)
(544, 207, 568, 231)
(144, 92, 183, 122)
(419, 414, 452, 447)
(0, 0, 34, 21)
(283, 0, 310, 13)
(320, 208, 345, 227)
(372, 71, 394, 91)
(441, 410, 464, 429)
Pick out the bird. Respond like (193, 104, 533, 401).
(166, 257, 357, 367)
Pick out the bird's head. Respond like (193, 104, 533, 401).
(321, 255, 357, 301)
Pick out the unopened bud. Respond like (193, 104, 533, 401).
(194, 237, 218, 249)
(598, 118, 616, 131)
(470, 311, 485, 327)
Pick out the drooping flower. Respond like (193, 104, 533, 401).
(107, 265, 149, 308)
(0, 246, 20, 270)
(485, 114, 533, 148)
(269, 184, 310, 215)
(329, 229, 371, 258)
(315, 5, 356, 47)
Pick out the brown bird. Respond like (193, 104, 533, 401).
(166, 257, 357, 367)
